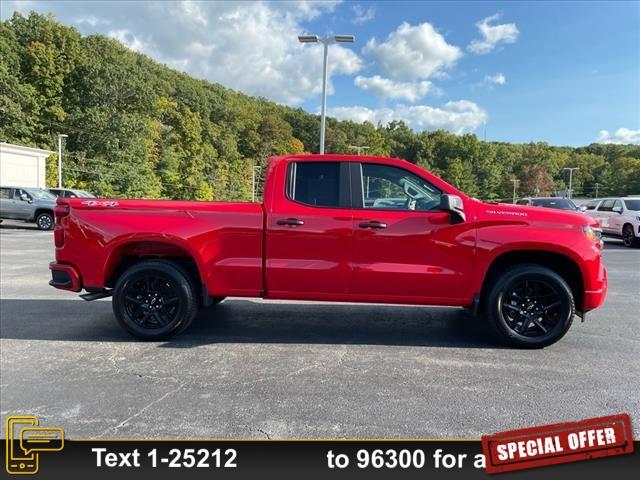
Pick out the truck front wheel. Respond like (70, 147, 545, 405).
(484, 265, 574, 348)
(112, 260, 198, 340)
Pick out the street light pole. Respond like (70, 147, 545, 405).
(510, 179, 520, 204)
(563, 167, 579, 199)
(57, 134, 68, 189)
(252, 165, 261, 203)
(298, 34, 355, 155)
(349, 145, 369, 155)
(320, 41, 329, 155)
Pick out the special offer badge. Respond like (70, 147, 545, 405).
(482, 413, 633, 474)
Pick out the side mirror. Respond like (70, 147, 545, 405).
(440, 194, 466, 223)
(612, 206, 623, 214)
(579, 205, 587, 212)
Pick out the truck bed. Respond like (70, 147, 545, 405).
(55, 198, 264, 297)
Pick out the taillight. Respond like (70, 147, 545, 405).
(54, 203, 70, 221)
(54, 203, 69, 247)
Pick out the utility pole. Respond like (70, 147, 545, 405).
(594, 182, 599, 198)
(298, 34, 356, 154)
(57, 133, 68, 188)
(510, 179, 520, 204)
(563, 167, 579, 199)
(252, 165, 261, 203)
(349, 145, 369, 155)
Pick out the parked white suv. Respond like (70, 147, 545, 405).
(585, 197, 640, 248)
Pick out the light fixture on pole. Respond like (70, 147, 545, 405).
(563, 167, 579, 199)
(349, 145, 369, 156)
(298, 34, 355, 155)
(57, 134, 68, 189)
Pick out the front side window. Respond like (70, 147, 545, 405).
(288, 162, 340, 208)
(360, 163, 441, 211)
(13, 188, 29, 200)
(598, 200, 614, 212)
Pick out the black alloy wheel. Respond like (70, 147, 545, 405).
(112, 260, 198, 340)
(485, 265, 574, 348)
(500, 278, 563, 337)
(123, 275, 181, 329)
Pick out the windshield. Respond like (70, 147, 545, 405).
(531, 198, 577, 210)
(624, 199, 640, 211)
(25, 188, 56, 200)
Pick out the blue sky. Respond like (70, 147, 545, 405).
(3, 1, 639, 146)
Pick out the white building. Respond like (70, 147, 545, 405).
(0, 142, 53, 188)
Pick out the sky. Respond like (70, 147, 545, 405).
(2, 0, 639, 146)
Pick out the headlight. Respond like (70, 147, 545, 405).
(583, 225, 603, 245)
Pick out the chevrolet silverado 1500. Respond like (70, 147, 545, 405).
(49, 155, 607, 348)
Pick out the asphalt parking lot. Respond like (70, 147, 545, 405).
(1, 219, 639, 439)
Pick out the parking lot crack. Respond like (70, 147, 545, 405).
(96, 382, 186, 438)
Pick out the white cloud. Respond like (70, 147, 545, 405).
(597, 128, 640, 145)
(364, 22, 462, 80)
(484, 73, 506, 85)
(354, 75, 438, 101)
(2, 1, 361, 106)
(468, 13, 519, 54)
(327, 100, 487, 134)
(352, 4, 375, 25)
(107, 29, 149, 53)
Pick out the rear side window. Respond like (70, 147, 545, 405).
(0, 188, 11, 199)
(287, 162, 340, 208)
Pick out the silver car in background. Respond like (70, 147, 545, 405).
(0, 186, 57, 230)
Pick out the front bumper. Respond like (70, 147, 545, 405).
(583, 264, 607, 312)
(49, 262, 82, 292)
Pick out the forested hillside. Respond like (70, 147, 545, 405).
(1, 12, 639, 200)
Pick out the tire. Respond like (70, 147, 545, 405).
(484, 264, 574, 348)
(112, 260, 199, 340)
(622, 224, 640, 248)
(36, 212, 54, 230)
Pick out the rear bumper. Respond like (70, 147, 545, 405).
(583, 264, 607, 312)
(49, 262, 82, 292)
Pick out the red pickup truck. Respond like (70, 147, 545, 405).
(49, 155, 607, 348)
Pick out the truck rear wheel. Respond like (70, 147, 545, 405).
(484, 264, 574, 348)
(112, 260, 198, 340)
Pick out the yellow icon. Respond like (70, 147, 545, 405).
(6, 416, 64, 475)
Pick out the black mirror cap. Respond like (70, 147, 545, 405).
(440, 194, 466, 223)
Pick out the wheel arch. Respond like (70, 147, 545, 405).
(479, 249, 584, 313)
(104, 239, 204, 300)
(33, 208, 54, 220)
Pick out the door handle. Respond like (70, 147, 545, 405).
(277, 218, 304, 226)
(359, 221, 387, 229)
